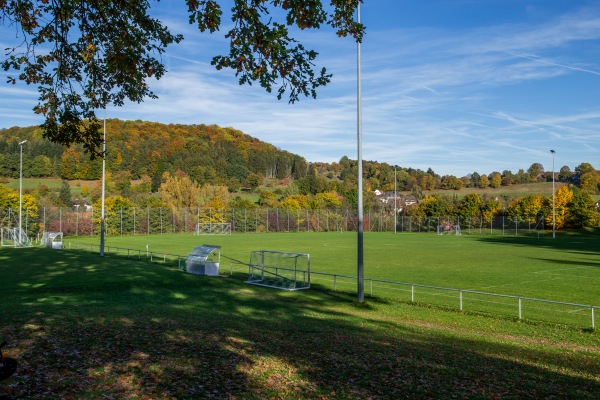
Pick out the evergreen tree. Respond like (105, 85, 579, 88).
(59, 180, 72, 207)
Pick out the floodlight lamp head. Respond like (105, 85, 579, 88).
(550, 149, 555, 154)
(18, 140, 27, 145)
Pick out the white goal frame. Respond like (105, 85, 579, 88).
(1, 227, 33, 247)
(437, 224, 461, 235)
(245, 250, 310, 291)
(194, 222, 232, 235)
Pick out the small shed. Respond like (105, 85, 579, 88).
(185, 244, 221, 276)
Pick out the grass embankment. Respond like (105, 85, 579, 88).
(1, 244, 598, 399)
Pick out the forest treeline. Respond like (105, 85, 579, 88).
(1, 120, 599, 234)
(2, 119, 599, 197)
(0, 120, 308, 191)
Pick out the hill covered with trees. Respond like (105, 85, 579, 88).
(1, 120, 599, 234)
(3, 120, 599, 196)
(0, 120, 308, 191)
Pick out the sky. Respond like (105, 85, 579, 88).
(1, 0, 599, 177)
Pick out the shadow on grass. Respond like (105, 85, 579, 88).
(474, 231, 600, 256)
(1, 247, 599, 399)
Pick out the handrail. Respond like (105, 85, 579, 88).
(309, 271, 599, 310)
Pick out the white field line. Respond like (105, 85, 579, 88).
(321, 242, 355, 249)
(532, 266, 595, 274)
(471, 265, 599, 291)
(532, 265, 600, 280)
(472, 275, 564, 291)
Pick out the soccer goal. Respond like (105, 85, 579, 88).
(194, 222, 231, 235)
(437, 224, 461, 235)
(1, 227, 32, 247)
(245, 250, 310, 291)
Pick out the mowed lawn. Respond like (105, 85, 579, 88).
(1, 244, 599, 399)
(66, 231, 600, 306)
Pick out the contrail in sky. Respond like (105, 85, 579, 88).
(512, 53, 600, 76)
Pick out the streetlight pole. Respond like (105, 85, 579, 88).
(18, 140, 27, 239)
(394, 165, 397, 235)
(100, 113, 106, 256)
(75, 204, 80, 236)
(356, 2, 364, 303)
(550, 149, 555, 239)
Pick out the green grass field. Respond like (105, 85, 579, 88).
(1, 239, 599, 399)
(59, 231, 600, 330)
(64, 231, 599, 304)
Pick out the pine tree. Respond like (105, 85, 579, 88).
(59, 180, 72, 207)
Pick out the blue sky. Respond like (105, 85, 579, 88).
(1, 1, 599, 177)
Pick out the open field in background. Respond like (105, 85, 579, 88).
(426, 181, 559, 197)
(2, 178, 87, 196)
(3, 178, 84, 189)
(64, 232, 600, 307)
(6, 177, 599, 201)
(1, 245, 599, 399)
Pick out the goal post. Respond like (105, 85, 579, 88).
(1, 227, 33, 247)
(245, 250, 310, 291)
(194, 222, 231, 235)
(437, 224, 461, 235)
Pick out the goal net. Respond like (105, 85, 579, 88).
(1, 227, 32, 247)
(245, 250, 310, 291)
(437, 224, 461, 235)
(194, 222, 231, 235)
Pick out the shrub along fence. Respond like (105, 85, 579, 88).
(1, 206, 561, 239)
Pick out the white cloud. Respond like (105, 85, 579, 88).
(2, 2, 600, 176)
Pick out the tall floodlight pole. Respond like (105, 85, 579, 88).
(100, 112, 106, 256)
(356, 2, 364, 303)
(550, 149, 555, 239)
(18, 140, 27, 237)
(75, 204, 80, 236)
(394, 166, 397, 235)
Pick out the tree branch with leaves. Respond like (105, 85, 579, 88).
(1, 0, 364, 157)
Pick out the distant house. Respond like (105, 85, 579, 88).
(380, 192, 418, 212)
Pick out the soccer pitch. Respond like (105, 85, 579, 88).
(3, 235, 599, 398)
(65, 231, 599, 307)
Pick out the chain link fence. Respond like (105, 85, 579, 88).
(0, 206, 561, 239)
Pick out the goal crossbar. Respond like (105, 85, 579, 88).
(437, 224, 461, 235)
(245, 250, 310, 291)
(194, 222, 231, 235)
(1, 227, 32, 247)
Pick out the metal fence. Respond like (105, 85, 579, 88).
(68, 241, 188, 269)
(302, 271, 597, 330)
(3, 206, 559, 238)
(66, 241, 598, 330)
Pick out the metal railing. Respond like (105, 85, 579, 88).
(303, 271, 598, 330)
(68, 242, 186, 269)
(66, 242, 597, 330)
(228, 265, 598, 330)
